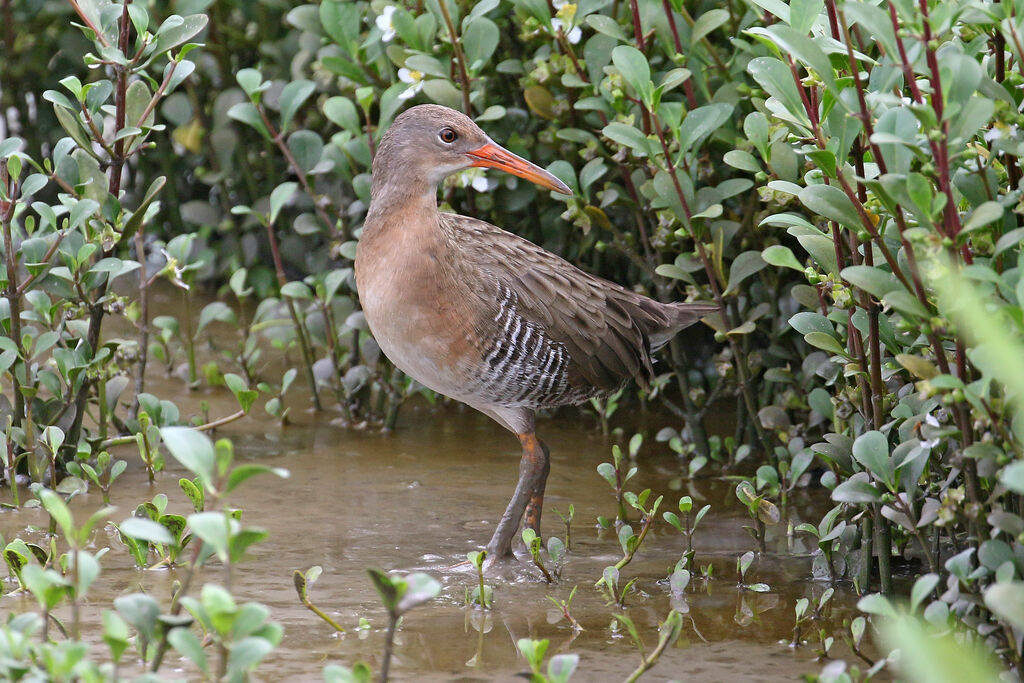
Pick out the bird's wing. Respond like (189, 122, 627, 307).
(443, 213, 681, 392)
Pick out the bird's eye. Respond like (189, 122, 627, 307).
(438, 127, 458, 144)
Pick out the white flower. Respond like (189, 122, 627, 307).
(454, 167, 492, 192)
(550, 18, 582, 44)
(397, 68, 425, 100)
(920, 412, 941, 449)
(551, 2, 581, 44)
(376, 5, 397, 42)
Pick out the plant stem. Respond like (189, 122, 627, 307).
(436, 0, 472, 115)
(379, 614, 398, 683)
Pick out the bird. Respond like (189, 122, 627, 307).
(354, 104, 716, 560)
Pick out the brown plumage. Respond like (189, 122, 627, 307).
(355, 104, 714, 559)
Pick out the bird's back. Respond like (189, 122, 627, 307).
(443, 214, 714, 408)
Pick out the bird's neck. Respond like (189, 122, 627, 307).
(366, 175, 438, 226)
(365, 131, 444, 231)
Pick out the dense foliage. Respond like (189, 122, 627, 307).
(3, 0, 1024, 680)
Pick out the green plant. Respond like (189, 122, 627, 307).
(552, 503, 575, 551)
(663, 495, 710, 570)
(516, 637, 578, 683)
(522, 527, 554, 583)
(735, 551, 770, 593)
(595, 489, 663, 589)
(546, 585, 582, 632)
(735, 480, 780, 554)
(466, 550, 492, 609)
(295, 566, 347, 633)
(596, 441, 637, 527)
(366, 569, 441, 683)
(613, 610, 684, 683)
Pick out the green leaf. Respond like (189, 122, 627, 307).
(462, 16, 499, 72)
(883, 289, 930, 320)
(118, 517, 174, 545)
(677, 103, 733, 154)
(761, 245, 803, 271)
(1000, 462, 1024, 495)
(611, 45, 652, 104)
(38, 488, 74, 541)
(225, 464, 289, 494)
(723, 149, 762, 173)
(168, 627, 209, 675)
(161, 427, 216, 493)
(269, 182, 298, 225)
(586, 14, 626, 41)
(984, 582, 1024, 632)
(747, 57, 810, 128)
(961, 201, 1004, 235)
(602, 122, 650, 156)
(841, 265, 900, 300)
(279, 79, 316, 132)
(691, 9, 728, 43)
(803, 332, 848, 357)
(153, 14, 208, 57)
(323, 96, 360, 134)
(188, 511, 231, 560)
(725, 250, 767, 294)
(227, 102, 270, 139)
(852, 431, 893, 489)
(799, 184, 863, 230)
(287, 130, 324, 174)
(831, 477, 882, 503)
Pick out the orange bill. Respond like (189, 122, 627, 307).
(466, 142, 572, 195)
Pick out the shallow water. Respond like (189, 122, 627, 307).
(2, 363, 865, 681)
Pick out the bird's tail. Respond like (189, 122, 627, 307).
(649, 302, 717, 349)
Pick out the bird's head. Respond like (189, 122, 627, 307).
(373, 104, 572, 196)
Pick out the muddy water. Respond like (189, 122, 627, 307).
(2, 369, 862, 681)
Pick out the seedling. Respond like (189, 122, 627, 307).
(259, 367, 297, 425)
(553, 504, 574, 551)
(66, 450, 126, 505)
(115, 493, 189, 568)
(796, 505, 847, 583)
(134, 411, 163, 484)
(613, 610, 683, 682)
(735, 480, 780, 553)
(588, 387, 623, 436)
(596, 438, 641, 526)
(598, 566, 638, 608)
(546, 585, 583, 632)
(466, 550, 492, 609)
(663, 496, 710, 570)
(522, 528, 553, 583)
(595, 489, 663, 587)
(736, 551, 770, 592)
(517, 637, 579, 683)
(324, 662, 373, 683)
(367, 569, 441, 682)
(294, 566, 346, 632)
(791, 598, 810, 647)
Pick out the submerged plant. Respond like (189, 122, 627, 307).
(516, 638, 579, 683)
(295, 566, 346, 633)
(613, 611, 684, 683)
(547, 585, 582, 632)
(735, 480, 780, 554)
(522, 528, 554, 583)
(466, 550, 492, 609)
(366, 569, 441, 682)
(663, 495, 710, 570)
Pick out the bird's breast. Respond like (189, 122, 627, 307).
(355, 233, 482, 399)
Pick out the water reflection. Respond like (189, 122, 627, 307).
(0, 384, 862, 681)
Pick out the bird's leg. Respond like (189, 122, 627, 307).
(485, 432, 548, 558)
(523, 438, 550, 535)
